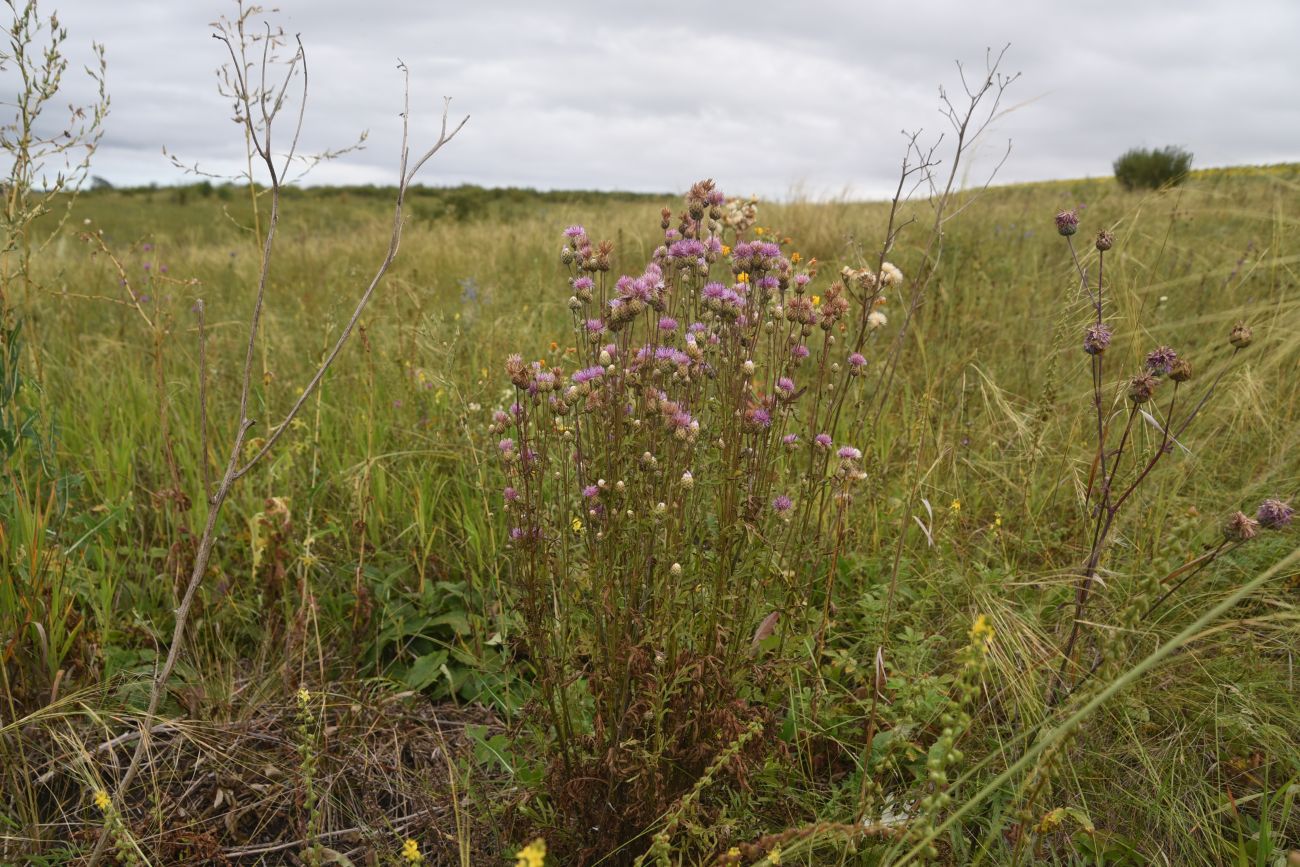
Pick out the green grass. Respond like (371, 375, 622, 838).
(3, 166, 1300, 864)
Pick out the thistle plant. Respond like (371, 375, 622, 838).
(1049, 214, 1291, 702)
(495, 180, 906, 850)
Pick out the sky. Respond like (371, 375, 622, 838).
(20, 0, 1300, 199)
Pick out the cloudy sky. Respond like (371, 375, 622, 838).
(30, 0, 1300, 198)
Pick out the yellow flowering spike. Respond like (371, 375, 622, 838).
(296, 686, 311, 705)
(515, 837, 547, 867)
(770, 845, 782, 864)
(969, 614, 995, 647)
(401, 838, 423, 863)
(993, 511, 1003, 527)
(93, 789, 111, 812)
(949, 498, 961, 513)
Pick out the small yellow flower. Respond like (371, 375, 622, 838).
(296, 686, 311, 705)
(549, 341, 559, 352)
(721, 244, 732, 256)
(401, 838, 423, 863)
(754, 226, 765, 236)
(790, 252, 801, 264)
(811, 295, 820, 307)
(515, 837, 546, 867)
(93, 789, 111, 812)
(770, 845, 782, 864)
(970, 614, 995, 647)
(737, 271, 749, 283)
(571, 517, 584, 534)
(949, 498, 961, 513)
(993, 511, 1002, 528)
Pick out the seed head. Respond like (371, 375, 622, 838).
(1223, 511, 1260, 541)
(1055, 209, 1079, 236)
(1257, 498, 1294, 529)
(1168, 357, 1192, 382)
(1095, 230, 1114, 252)
(1229, 322, 1253, 349)
(1127, 372, 1159, 404)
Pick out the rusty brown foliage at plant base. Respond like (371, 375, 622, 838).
(544, 649, 781, 866)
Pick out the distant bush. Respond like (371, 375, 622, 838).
(1113, 145, 1193, 190)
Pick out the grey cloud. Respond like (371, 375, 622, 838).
(35, 0, 1300, 197)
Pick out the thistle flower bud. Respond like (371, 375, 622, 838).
(1055, 209, 1079, 236)
(742, 359, 755, 375)
(1229, 322, 1253, 349)
(670, 562, 682, 576)
(1127, 372, 1159, 404)
(680, 470, 694, 489)
(1223, 511, 1260, 541)
(568, 296, 582, 310)
(1095, 231, 1114, 252)
(599, 349, 612, 365)
(1169, 358, 1192, 382)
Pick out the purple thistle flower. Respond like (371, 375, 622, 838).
(1257, 499, 1294, 529)
(563, 225, 586, 239)
(791, 345, 810, 360)
(815, 433, 833, 449)
(572, 366, 606, 384)
(1083, 323, 1112, 356)
(782, 433, 798, 446)
(658, 316, 678, 332)
(837, 446, 862, 460)
(1145, 345, 1178, 376)
(848, 352, 866, 367)
(1055, 209, 1079, 236)
(583, 484, 600, 498)
(573, 276, 595, 291)
(772, 494, 793, 514)
(498, 438, 515, 454)
(777, 376, 795, 394)
(794, 273, 811, 288)
(504, 486, 519, 502)
(585, 318, 605, 334)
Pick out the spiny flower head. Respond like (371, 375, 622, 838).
(772, 494, 793, 514)
(1127, 372, 1159, 404)
(1144, 345, 1178, 376)
(1055, 209, 1079, 236)
(837, 445, 862, 461)
(1083, 322, 1112, 355)
(1223, 511, 1260, 541)
(1229, 322, 1253, 349)
(1257, 498, 1294, 529)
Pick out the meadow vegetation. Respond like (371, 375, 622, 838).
(2, 5, 1300, 865)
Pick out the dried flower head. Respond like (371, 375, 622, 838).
(1127, 372, 1160, 404)
(1223, 511, 1260, 541)
(1257, 499, 1294, 529)
(1168, 357, 1192, 382)
(1229, 322, 1253, 349)
(1095, 230, 1114, 251)
(1055, 209, 1079, 236)
(1083, 322, 1112, 356)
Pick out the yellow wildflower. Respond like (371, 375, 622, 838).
(949, 498, 961, 513)
(549, 341, 558, 352)
(993, 511, 1002, 528)
(811, 295, 820, 307)
(721, 244, 731, 255)
(737, 271, 749, 283)
(770, 845, 782, 864)
(970, 614, 995, 647)
(515, 837, 547, 867)
(790, 252, 801, 264)
(93, 789, 111, 812)
(571, 517, 584, 534)
(754, 226, 765, 236)
(296, 686, 311, 705)
(401, 838, 423, 863)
